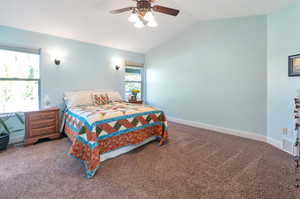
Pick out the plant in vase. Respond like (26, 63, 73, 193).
(131, 89, 140, 101)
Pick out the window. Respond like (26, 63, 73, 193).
(0, 47, 40, 114)
(125, 66, 143, 100)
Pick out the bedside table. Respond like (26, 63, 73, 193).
(128, 100, 143, 104)
(24, 108, 60, 146)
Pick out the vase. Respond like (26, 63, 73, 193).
(131, 95, 137, 101)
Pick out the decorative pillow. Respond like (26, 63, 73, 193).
(93, 93, 109, 105)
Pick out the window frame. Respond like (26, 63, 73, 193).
(124, 65, 144, 100)
(0, 45, 41, 114)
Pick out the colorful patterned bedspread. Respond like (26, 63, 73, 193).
(63, 102, 168, 178)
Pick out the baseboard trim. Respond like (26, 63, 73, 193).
(167, 116, 291, 155)
(266, 137, 283, 151)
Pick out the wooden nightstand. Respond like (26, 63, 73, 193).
(24, 108, 60, 146)
(128, 100, 143, 104)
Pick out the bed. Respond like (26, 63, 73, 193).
(62, 90, 168, 178)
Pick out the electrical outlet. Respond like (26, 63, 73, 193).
(283, 128, 288, 135)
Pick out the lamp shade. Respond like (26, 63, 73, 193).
(147, 19, 158, 27)
(134, 20, 145, 28)
(144, 11, 154, 22)
(128, 13, 139, 23)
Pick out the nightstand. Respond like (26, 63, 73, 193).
(128, 100, 143, 104)
(24, 108, 60, 146)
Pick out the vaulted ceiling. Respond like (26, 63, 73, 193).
(0, 0, 295, 53)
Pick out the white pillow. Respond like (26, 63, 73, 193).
(107, 91, 123, 102)
(93, 89, 113, 93)
(64, 89, 123, 107)
(64, 90, 93, 108)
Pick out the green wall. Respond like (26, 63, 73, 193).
(145, 16, 267, 136)
(0, 26, 145, 109)
(267, 1, 300, 141)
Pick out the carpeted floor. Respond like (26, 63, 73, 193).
(0, 122, 299, 199)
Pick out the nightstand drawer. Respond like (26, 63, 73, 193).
(30, 119, 56, 129)
(31, 126, 57, 137)
(29, 112, 56, 121)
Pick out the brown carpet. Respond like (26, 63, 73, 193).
(0, 122, 299, 199)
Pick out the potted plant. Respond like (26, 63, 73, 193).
(0, 113, 24, 151)
(131, 89, 140, 102)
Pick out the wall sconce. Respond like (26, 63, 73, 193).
(112, 57, 123, 71)
(49, 48, 64, 67)
(54, 59, 61, 66)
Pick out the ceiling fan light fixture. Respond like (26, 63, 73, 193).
(144, 11, 154, 22)
(128, 12, 139, 23)
(134, 20, 145, 28)
(110, 0, 180, 28)
(147, 19, 158, 27)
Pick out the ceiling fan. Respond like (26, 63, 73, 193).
(110, 0, 180, 28)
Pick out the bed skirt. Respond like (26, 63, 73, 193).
(64, 120, 167, 178)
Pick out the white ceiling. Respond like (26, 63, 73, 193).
(0, 0, 295, 53)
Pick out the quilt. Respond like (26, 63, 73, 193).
(63, 102, 168, 178)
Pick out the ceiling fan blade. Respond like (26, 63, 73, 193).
(152, 5, 180, 16)
(110, 7, 134, 14)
